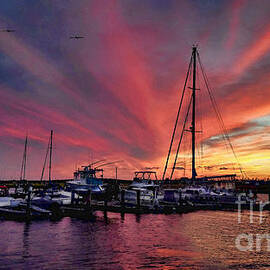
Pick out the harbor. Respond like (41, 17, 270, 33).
(0, 172, 269, 222)
(0, 46, 268, 222)
(1, 1, 270, 269)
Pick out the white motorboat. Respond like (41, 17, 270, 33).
(123, 171, 161, 206)
(66, 166, 105, 194)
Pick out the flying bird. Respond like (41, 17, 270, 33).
(1, 29, 15, 32)
(70, 35, 84, 39)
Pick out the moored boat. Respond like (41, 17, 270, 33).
(66, 166, 105, 195)
(123, 171, 161, 206)
(0, 200, 51, 221)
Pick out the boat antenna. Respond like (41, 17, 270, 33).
(20, 134, 28, 181)
(49, 130, 53, 184)
(89, 159, 106, 168)
(95, 160, 123, 169)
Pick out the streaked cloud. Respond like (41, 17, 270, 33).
(0, 0, 270, 179)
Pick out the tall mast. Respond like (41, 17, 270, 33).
(191, 46, 197, 181)
(40, 136, 50, 181)
(20, 135, 28, 181)
(23, 135, 28, 181)
(49, 130, 53, 184)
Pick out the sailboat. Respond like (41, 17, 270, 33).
(160, 46, 254, 207)
(11, 135, 29, 199)
(162, 46, 245, 181)
(0, 135, 52, 220)
(33, 130, 72, 208)
(3, 134, 28, 202)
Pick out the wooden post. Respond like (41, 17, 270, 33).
(86, 190, 91, 208)
(71, 190, 75, 205)
(121, 189, 125, 207)
(26, 185, 32, 219)
(85, 190, 92, 218)
(179, 190, 182, 204)
(136, 189, 141, 209)
(104, 199, 108, 219)
(104, 190, 108, 212)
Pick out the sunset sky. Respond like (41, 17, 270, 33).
(0, 0, 270, 180)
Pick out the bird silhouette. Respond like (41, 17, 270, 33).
(1, 29, 15, 32)
(70, 36, 84, 39)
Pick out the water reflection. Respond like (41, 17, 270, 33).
(1, 211, 270, 269)
(22, 222, 30, 259)
(135, 214, 141, 223)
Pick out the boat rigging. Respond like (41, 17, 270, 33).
(162, 46, 246, 181)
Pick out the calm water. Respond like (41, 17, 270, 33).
(1, 210, 270, 270)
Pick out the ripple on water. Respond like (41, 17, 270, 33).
(1, 211, 270, 269)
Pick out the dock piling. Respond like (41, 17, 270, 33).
(26, 185, 32, 218)
(121, 190, 125, 207)
(86, 190, 91, 209)
(136, 190, 141, 209)
(71, 190, 75, 205)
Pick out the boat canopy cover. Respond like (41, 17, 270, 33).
(86, 177, 103, 186)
